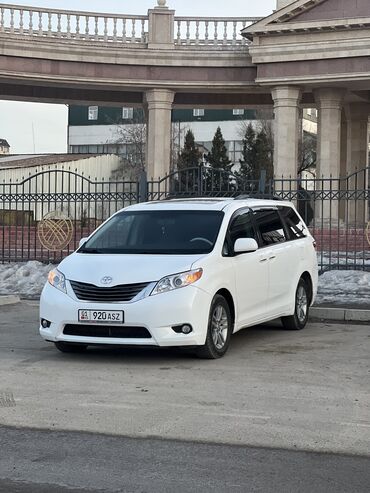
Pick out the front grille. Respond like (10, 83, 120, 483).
(63, 324, 151, 339)
(70, 280, 150, 302)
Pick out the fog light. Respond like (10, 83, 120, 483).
(171, 324, 193, 334)
(41, 319, 51, 329)
(181, 324, 192, 334)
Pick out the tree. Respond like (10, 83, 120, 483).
(175, 129, 202, 193)
(237, 123, 256, 181)
(171, 123, 188, 172)
(298, 132, 317, 176)
(177, 129, 202, 170)
(254, 129, 274, 182)
(114, 113, 146, 179)
(205, 127, 233, 190)
(236, 123, 273, 193)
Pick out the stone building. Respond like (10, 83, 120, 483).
(0, 139, 10, 155)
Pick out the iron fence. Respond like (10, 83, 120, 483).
(0, 166, 369, 272)
(0, 169, 138, 263)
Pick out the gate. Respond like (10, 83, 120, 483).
(0, 169, 139, 263)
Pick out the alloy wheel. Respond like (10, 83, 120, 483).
(296, 285, 308, 323)
(211, 304, 229, 350)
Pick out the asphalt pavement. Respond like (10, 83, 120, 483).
(1, 426, 370, 493)
(0, 302, 369, 492)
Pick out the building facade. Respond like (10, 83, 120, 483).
(0, 139, 10, 155)
(68, 105, 316, 172)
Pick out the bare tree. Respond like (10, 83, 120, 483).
(298, 132, 317, 176)
(114, 118, 146, 174)
(171, 122, 189, 172)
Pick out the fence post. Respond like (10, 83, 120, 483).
(259, 169, 266, 195)
(197, 164, 203, 197)
(138, 170, 148, 202)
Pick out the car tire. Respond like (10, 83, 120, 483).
(197, 294, 233, 359)
(54, 342, 88, 353)
(281, 278, 310, 331)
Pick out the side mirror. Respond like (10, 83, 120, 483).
(234, 238, 258, 254)
(79, 237, 88, 248)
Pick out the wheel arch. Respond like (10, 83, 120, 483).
(215, 288, 235, 326)
(300, 271, 313, 305)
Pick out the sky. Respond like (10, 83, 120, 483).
(0, 0, 276, 154)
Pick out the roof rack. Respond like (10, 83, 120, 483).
(235, 193, 281, 201)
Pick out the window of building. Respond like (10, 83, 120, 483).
(193, 109, 205, 117)
(122, 107, 134, 120)
(233, 109, 245, 116)
(306, 108, 318, 118)
(254, 209, 286, 246)
(88, 106, 98, 121)
(227, 140, 243, 165)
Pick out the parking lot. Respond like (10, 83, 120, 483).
(0, 301, 369, 456)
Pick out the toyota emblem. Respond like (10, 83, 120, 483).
(101, 276, 113, 285)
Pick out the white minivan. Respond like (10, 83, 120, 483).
(40, 198, 318, 359)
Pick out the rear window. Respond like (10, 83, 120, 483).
(279, 206, 307, 240)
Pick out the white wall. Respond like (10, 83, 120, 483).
(69, 125, 121, 145)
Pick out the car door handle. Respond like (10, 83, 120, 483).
(269, 255, 276, 260)
(259, 258, 268, 263)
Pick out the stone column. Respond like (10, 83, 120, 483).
(314, 88, 346, 178)
(145, 88, 175, 179)
(314, 88, 346, 222)
(271, 86, 302, 179)
(344, 103, 370, 224)
(148, 1, 175, 50)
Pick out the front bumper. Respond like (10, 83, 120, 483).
(39, 282, 211, 347)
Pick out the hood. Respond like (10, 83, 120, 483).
(58, 252, 206, 286)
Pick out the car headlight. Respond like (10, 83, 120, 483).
(151, 269, 203, 296)
(48, 268, 67, 294)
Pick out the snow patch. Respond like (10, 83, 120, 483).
(0, 261, 55, 298)
(316, 270, 370, 306)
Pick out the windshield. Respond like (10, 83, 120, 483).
(79, 210, 224, 255)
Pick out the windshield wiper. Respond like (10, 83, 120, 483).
(78, 248, 103, 254)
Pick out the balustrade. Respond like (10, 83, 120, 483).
(174, 17, 260, 47)
(0, 3, 261, 48)
(0, 4, 148, 44)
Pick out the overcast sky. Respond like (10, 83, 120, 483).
(0, 0, 276, 154)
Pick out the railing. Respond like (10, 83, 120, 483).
(0, 3, 261, 48)
(174, 17, 260, 47)
(0, 4, 148, 44)
(0, 165, 369, 270)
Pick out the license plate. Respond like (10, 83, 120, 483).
(78, 310, 124, 324)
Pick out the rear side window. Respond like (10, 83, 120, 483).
(254, 209, 286, 246)
(279, 207, 307, 240)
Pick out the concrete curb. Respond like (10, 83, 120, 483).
(0, 295, 21, 306)
(311, 306, 370, 322)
